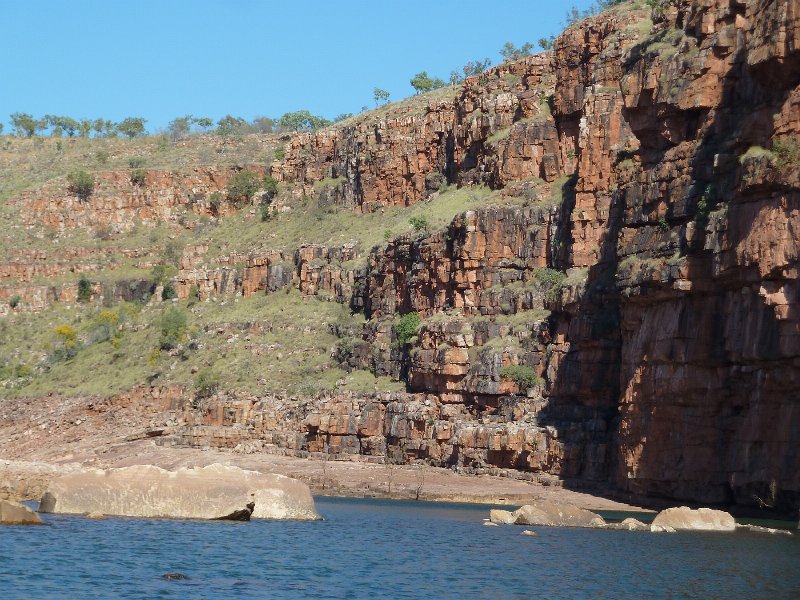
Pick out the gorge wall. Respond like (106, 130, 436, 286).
(3, 0, 798, 514)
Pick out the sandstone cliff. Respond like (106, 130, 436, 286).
(2, 0, 798, 516)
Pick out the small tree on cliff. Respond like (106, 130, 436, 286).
(373, 87, 390, 106)
(410, 72, 446, 94)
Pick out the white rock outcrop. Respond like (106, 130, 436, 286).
(39, 463, 320, 521)
(650, 507, 735, 532)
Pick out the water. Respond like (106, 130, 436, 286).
(2, 496, 799, 599)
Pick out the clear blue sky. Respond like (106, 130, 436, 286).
(1, 0, 599, 132)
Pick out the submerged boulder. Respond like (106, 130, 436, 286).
(651, 507, 735, 532)
(39, 464, 320, 521)
(0, 499, 43, 525)
(489, 500, 605, 528)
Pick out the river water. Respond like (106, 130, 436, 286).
(1, 496, 798, 599)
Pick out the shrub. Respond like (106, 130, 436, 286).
(500, 365, 540, 390)
(67, 170, 94, 200)
(226, 171, 261, 204)
(208, 191, 222, 214)
(9, 294, 21, 308)
(274, 147, 286, 161)
(773, 137, 800, 167)
(262, 175, 279, 198)
(130, 168, 146, 186)
(151, 264, 177, 286)
(187, 284, 201, 306)
(128, 156, 146, 169)
(95, 150, 110, 165)
(532, 268, 566, 303)
(53, 324, 79, 361)
(161, 284, 177, 301)
(77, 276, 92, 302)
(194, 368, 220, 399)
(395, 312, 421, 346)
(159, 306, 188, 350)
(91, 310, 120, 345)
(409, 215, 429, 233)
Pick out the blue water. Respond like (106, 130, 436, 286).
(2, 496, 799, 599)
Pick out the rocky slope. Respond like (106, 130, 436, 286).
(1, 0, 798, 515)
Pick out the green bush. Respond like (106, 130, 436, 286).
(67, 170, 94, 200)
(500, 365, 540, 390)
(151, 264, 177, 286)
(773, 137, 800, 167)
(395, 312, 421, 346)
(532, 268, 567, 303)
(262, 175, 279, 197)
(274, 147, 286, 161)
(226, 171, 261, 204)
(8, 294, 21, 308)
(128, 156, 146, 169)
(409, 215, 429, 233)
(161, 284, 177, 301)
(194, 368, 220, 399)
(187, 284, 200, 306)
(77, 276, 92, 303)
(159, 306, 188, 350)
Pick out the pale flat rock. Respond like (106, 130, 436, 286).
(489, 509, 516, 524)
(651, 506, 735, 532)
(739, 524, 793, 535)
(521, 529, 538, 536)
(39, 463, 319, 521)
(0, 499, 43, 525)
(512, 500, 606, 528)
(482, 521, 499, 527)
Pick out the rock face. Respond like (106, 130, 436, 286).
(489, 500, 605, 528)
(650, 506, 736, 532)
(0, 499, 43, 525)
(39, 464, 320, 521)
(4, 0, 800, 517)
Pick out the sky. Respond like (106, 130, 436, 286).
(1, 0, 600, 133)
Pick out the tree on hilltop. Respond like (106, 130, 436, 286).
(216, 115, 248, 136)
(410, 71, 446, 94)
(117, 117, 147, 139)
(373, 87, 390, 106)
(10, 112, 44, 137)
(500, 42, 534, 61)
(278, 110, 330, 132)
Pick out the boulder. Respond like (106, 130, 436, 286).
(605, 517, 649, 531)
(512, 500, 606, 528)
(651, 507, 735, 532)
(489, 509, 517, 524)
(0, 499, 43, 525)
(39, 464, 320, 521)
